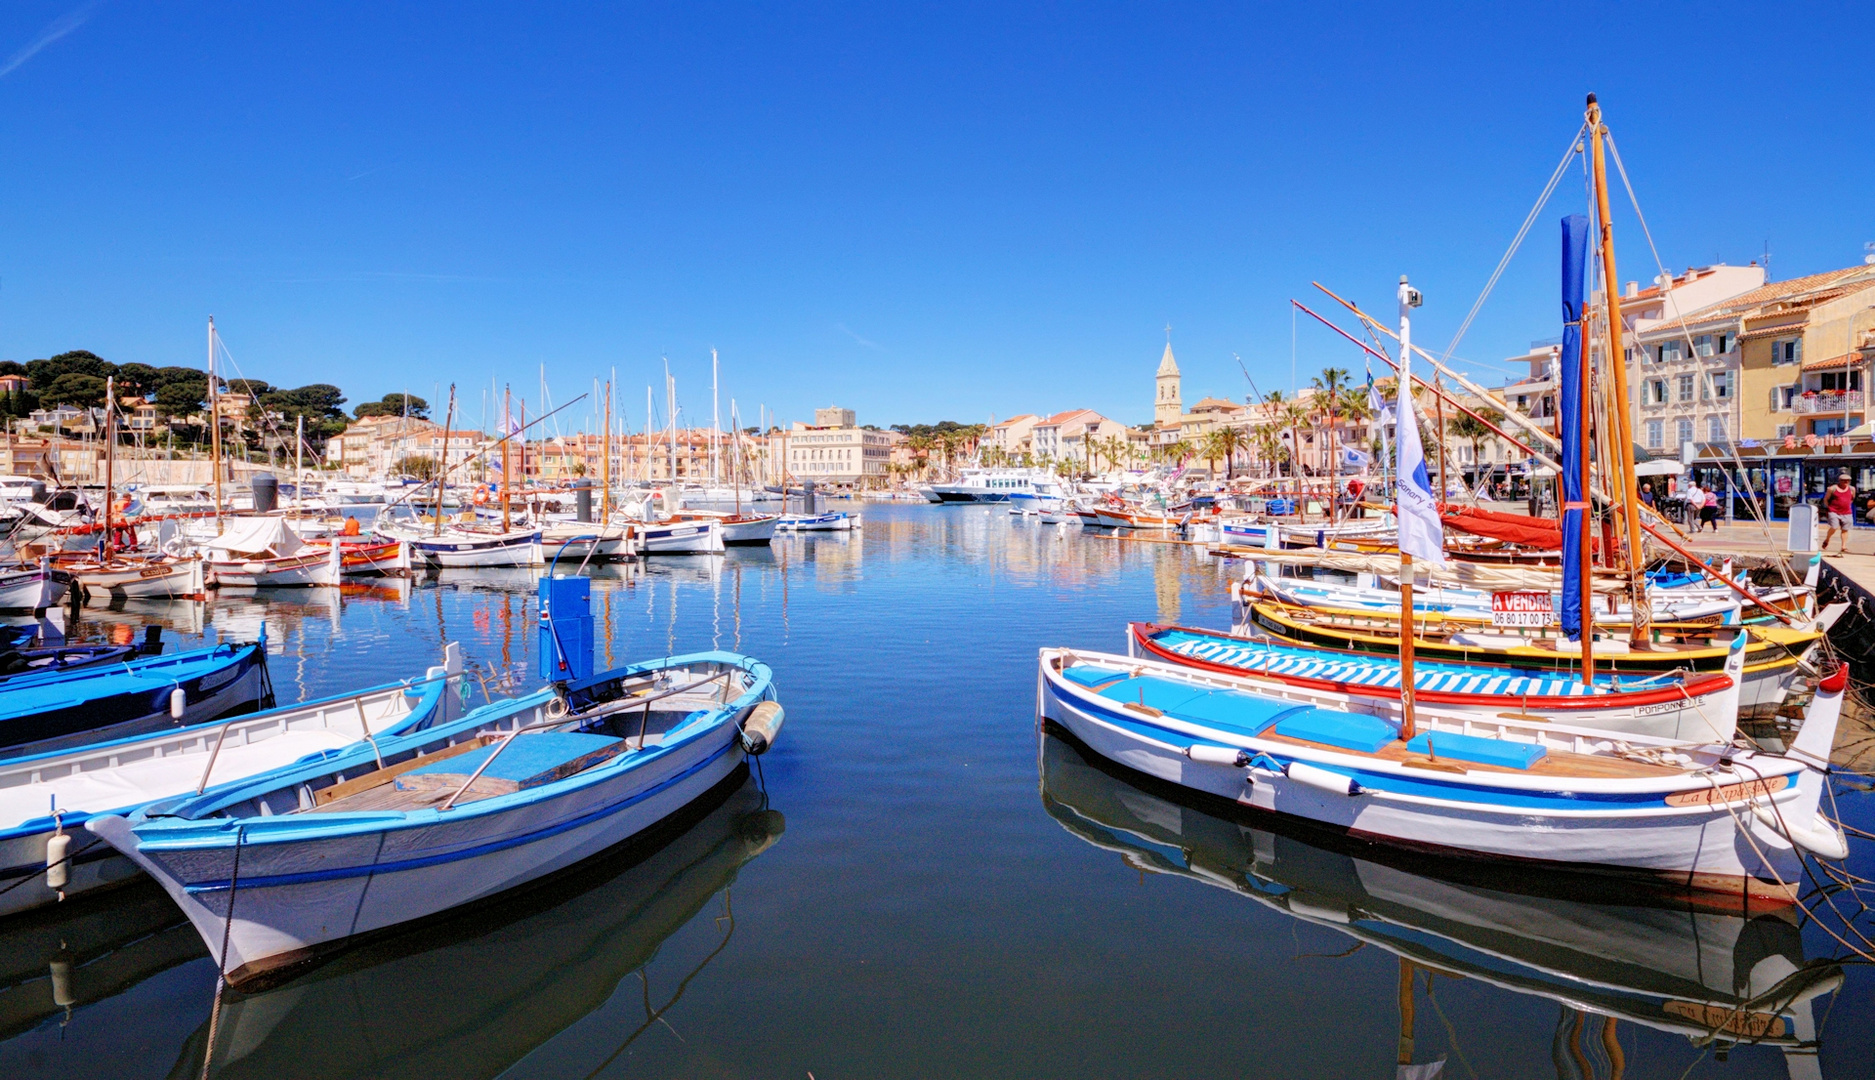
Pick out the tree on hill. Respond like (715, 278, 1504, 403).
(355, 393, 429, 420)
(264, 384, 348, 438)
(155, 381, 205, 419)
(41, 373, 108, 409)
(26, 351, 112, 389)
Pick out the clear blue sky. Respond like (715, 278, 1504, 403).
(1, 2, 1869, 433)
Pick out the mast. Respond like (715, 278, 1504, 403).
(294, 414, 303, 514)
(434, 385, 455, 534)
(1587, 93, 1650, 642)
(501, 385, 512, 531)
(711, 348, 720, 488)
(208, 316, 222, 528)
(731, 399, 744, 516)
(102, 375, 115, 556)
(1397, 276, 1424, 740)
(666, 369, 677, 489)
(602, 379, 612, 521)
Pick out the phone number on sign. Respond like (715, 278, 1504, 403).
(1492, 611, 1555, 627)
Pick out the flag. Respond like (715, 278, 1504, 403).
(504, 414, 526, 445)
(1340, 446, 1372, 470)
(1393, 366, 1445, 565)
(1365, 370, 1394, 424)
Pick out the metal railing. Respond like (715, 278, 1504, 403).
(1791, 392, 1864, 415)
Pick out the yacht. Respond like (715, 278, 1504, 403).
(930, 467, 1057, 504)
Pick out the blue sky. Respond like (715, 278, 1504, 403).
(0, 2, 1869, 434)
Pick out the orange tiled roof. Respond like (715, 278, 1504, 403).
(1801, 353, 1860, 372)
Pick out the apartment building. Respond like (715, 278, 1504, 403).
(781, 419, 895, 485)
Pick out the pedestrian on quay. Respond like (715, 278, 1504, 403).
(1641, 482, 1655, 509)
(1682, 479, 1703, 528)
(1700, 487, 1720, 532)
(1822, 471, 1856, 556)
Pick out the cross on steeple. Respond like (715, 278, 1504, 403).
(1165, 323, 1172, 343)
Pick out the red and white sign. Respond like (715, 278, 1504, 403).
(1491, 591, 1556, 628)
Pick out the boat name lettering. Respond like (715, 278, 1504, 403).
(1662, 775, 1788, 807)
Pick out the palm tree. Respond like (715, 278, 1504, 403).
(1205, 426, 1246, 480)
(906, 434, 934, 479)
(1446, 404, 1505, 488)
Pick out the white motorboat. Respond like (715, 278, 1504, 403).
(0, 564, 72, 610)
(636, 518, 726, 554)
(409, 529, 546, 568)
(775, 511, 858, 531)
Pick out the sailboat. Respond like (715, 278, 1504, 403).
(1036, 96, 1854, 901)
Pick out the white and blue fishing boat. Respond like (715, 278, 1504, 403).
(1038, 645, 1849, 902)
(0, 644, 463, 916)
(88, 649, 783, 985)
(774, 510, 857, 532)
(635, 517, 726, 553)
(0, 637, 272, 760)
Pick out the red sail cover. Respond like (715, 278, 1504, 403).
(1440, 505, 1562, 549)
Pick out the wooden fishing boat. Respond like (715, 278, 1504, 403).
(0, 638, 272, 760)
(187, 779, 781, 1077)
(1036, 647, 1848, 901)
(89, 650, 782, 987)
(1247, 571, 1814, 628)
(1236, 597, 1821, 719)
(60, 554, 207, 601)
(1128, 621, 1746, 743)
(302, 537, 414, 575)
(205, 518, 345, 587)
(0, 644, 462, 916)
(1038, 732, 1840, 1067)
(536, 523, 635, 561)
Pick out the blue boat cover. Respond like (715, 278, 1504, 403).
(1272, 710, 1397, 754)
(1062, 665, 1127, 688)
(1090, 674, 1327, 739)
(1405, 731, 1547, 770)
(408, 732, 620, 784)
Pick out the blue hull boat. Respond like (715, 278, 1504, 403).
(91, 650, 782, 986)
(0, 639, 273, 759)
(0, 644, 463, 916)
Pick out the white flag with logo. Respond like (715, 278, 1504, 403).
(1393, 382, 1446, 564)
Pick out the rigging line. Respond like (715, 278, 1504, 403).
(1439, 123, 1588, 365)
(1606, 131, 1792, 585)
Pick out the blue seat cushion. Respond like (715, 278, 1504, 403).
(1062, 665, 1128, 688)
(407, 732, 621, 784)
(1405, 731, 1546, 770)
(1272, 709, 1397, 754)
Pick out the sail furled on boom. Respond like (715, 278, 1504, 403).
(1558, 214, 1591, 642)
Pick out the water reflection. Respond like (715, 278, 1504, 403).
(1038, 729, 1845, 1077)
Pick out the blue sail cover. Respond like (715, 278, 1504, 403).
(1559, 215, 1590, 641)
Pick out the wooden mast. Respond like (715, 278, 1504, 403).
(1397, 276, 1420, 741)
(208, 317, 223, 528)
(501, 385, 512, 531)
(1587, 93, 1651, 643)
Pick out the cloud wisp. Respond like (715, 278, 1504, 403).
(0, 2, 98, 81)
(836, 323, 882, 350)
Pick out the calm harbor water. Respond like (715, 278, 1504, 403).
(3, 502, 1871, 1079)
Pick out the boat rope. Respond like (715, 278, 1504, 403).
(1437, 123, 1587, 366)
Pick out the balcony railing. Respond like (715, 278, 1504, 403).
(1792, 391, 1864, 415)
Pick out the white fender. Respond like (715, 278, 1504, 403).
(740, 701, 784, 756)
(1287, 761, 1360, 796)
(1185, 744, 1248, 767)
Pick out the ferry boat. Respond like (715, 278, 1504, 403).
(930, 467, 1055, 503)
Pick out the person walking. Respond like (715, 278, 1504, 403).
(1681, 479, 1703, 529)
(1700, 487, 1720, 532)
(1640, 482, 1655, 509)
(1822, 471, 1856, 556)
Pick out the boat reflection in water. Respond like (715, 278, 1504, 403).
(0, 773, 781, 1080)
(1038, 730, 1844, 1078)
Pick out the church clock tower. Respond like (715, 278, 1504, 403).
(1154, 337, 1182, 430)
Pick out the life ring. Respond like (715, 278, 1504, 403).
(472, 488, 488, 505)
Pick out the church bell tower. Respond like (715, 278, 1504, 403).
(1154, 335, 1182, 430)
